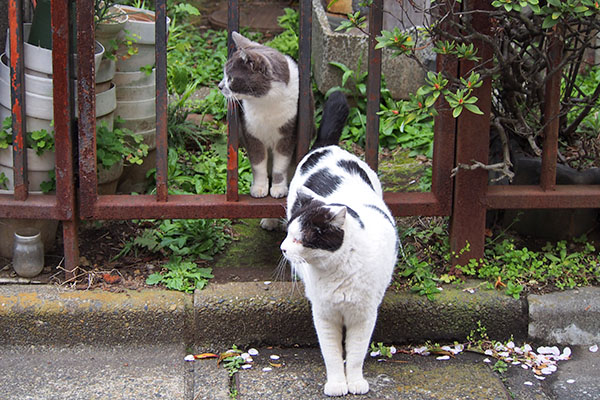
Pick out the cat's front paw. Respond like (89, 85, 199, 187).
(347, 378, 369, 395)
(269, 183, 288, 198)
(324, 381, 348, 397)
(250, 183, 269, 198)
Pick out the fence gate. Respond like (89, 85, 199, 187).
(2, 0, 460, 278)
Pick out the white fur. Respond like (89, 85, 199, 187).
(281, 146, 397, 397)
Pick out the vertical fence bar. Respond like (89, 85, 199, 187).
(431, 52, 458, 212)
(155, 0, 168, 202)
(296, 0, 312, 160)
(540, 34, 563, 191)
(226, 0, 239, 202)
(52, 0, 79, 277)
(77, 0, 98, 219)
(449, 0, 493, 267)
(8, 0, 27, 200)
(365, 0, 383, 171)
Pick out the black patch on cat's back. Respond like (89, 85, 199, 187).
(304, 169, 342, 197)
(337, 159, 374, 190)
(300, 148, 330, 175)
(329, 203, 364, 229)
(300, 207, 344, 252)
(366, 204, 395, 227)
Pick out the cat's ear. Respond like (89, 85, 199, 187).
(327, 206, 346, 229)
(232, 31, 255, 50)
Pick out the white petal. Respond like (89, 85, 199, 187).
(566, 379, 575, 384)
(248, 348, 259, 356)
(483, 358, 491, 363)
(484, 349, 494, 356)
(184, 354, 195, 362)
(506, 341, 515, 349)
(541, 367, 554, 375)
(442, 346, 452, 352)
(390, 346, 397, 355)
(589, 344, 598, 353)
(270, 354, 280, 360)
(562, 347, 572, 358)
(370, 351, 380, 357)
(521, 364, 529, 370)
(523, 344, 533, 352)
(436, 355, 450, 360)
(262, 367, 272, 372)
(524, 381, 533, 386)
(534, 375, 546, 380)
(264, 281, 272, 285)
(241, 364, 252, 369)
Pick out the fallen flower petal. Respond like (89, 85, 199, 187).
(436, 355, 450, 361)
(589, 344, 598, 353)
(184, 354, 195, 362)
(270, 355, 280, 360)
(483, 358, 491, 363)
(241, 364, 252, 370)
(262, 367, 272, 372)
(248, 348, 259, 356)
(566, 379, 575, 384)
(524, 381, 533, 386)
(370, 351, 381, 357)
(534, 375, 546, 380)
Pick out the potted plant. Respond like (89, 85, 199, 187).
(0, 116, 58, 259)
(96, 119, 148, 194)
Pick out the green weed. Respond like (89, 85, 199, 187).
(146, 256, 213, 293)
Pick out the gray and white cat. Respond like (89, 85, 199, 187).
(219, 31, 313, 202)
(281, 91, 398, 397)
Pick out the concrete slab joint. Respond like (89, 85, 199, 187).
(528, 286, 600, 345)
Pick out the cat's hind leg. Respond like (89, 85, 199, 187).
(344, 312, 378, 395)
(313, 311, 347, 396)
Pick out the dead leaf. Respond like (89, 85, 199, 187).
(494, 276, 506, 289)
(195, 353, 219, 360)
(102, 274, 121, 284)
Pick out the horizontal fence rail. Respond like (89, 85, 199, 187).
(2, 0, 598, 276)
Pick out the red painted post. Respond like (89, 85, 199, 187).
(52, 0, 79, 277)
(8, 0, 27, 200)
(296, 0, 313, 161)
(155, 0, 169, 202)
(226, 0, 239, 202)
(365, 0, 383, 172)
(449, 0, 493, 268)
(540, 33, 563, 191)
(77, 0, 98, 219)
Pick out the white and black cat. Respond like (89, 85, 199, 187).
(219, 31, 314, 201)
(281, 91, 398, 397)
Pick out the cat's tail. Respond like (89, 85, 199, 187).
(311, 90, 349, 150)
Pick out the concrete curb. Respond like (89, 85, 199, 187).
(0, 282, 598, 347)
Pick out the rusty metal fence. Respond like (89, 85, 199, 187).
(1, 0, 599, 278)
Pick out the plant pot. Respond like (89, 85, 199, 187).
(117, 146, 156, 193)
(115, 6, 169, 72)
(96, 6, 128, 87)
(6, 24, 104, 78)
(98, 158, 124, 195)
(0, 146, 55, 191)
